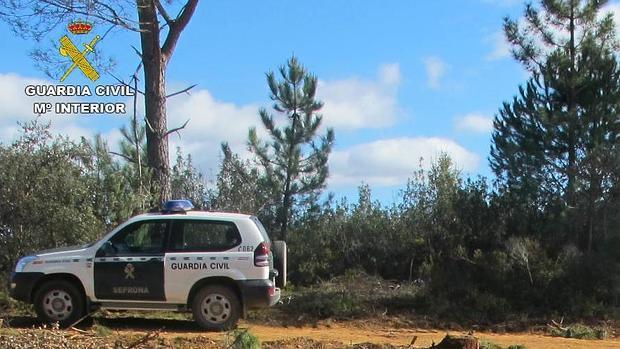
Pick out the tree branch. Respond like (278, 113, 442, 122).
(166, 84, 197, 98)
(154, 0, 173, 25)
(36, 0, 141, 32)
(109, 151, 135, 163)
(108, 72, 145, 95)
(164, 119, 190, 138)
(161, 0, 199, 62)
(131, 45, 143, 59)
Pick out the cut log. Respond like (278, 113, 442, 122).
(431, 334, 479, 349)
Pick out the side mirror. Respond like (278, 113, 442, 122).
(96, 241, 116, 257)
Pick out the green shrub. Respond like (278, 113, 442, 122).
(480, 341, 502, 349)
(230, 329, 260, 349)
(281, 289, 364, 319)
(549, 323, 608, 340)
(93, 324, 111, 337)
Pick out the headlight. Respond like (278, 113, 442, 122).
(15, 255, 38, 272)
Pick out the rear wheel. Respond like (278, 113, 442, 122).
(192, 285, 240, 331)
(272, 240, 287, 288)
(34, 280, 85, 328)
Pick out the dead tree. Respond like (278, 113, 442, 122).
(0, 0, 200, 204)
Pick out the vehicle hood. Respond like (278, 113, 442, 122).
(36, 244, 90, 256)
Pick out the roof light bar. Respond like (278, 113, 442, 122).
(162, 200, 194, 214)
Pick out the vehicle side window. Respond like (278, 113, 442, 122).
(102, 220, 168, 256)
(170, 220, 241, 252)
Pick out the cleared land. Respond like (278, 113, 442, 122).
(2, 316, 620, 348)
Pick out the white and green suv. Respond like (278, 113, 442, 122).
(9, 200, 286, 330)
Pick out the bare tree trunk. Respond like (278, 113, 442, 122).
(137, 0, 170, 204)
(280, 110, 299, 242)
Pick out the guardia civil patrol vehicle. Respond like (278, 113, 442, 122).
(9, 200, 286, 330)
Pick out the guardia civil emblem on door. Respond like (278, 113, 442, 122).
(124, 263, 135, 280)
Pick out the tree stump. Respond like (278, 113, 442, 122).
(431, 334, 479, 349)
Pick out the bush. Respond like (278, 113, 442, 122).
(92, 323, 111, 337)
(549, 323, 608, 340)
(480, 341, 502, 349)
(229, 329, 260, 349)
(281, 288, 364, 319)
(280, 271, 422, 320)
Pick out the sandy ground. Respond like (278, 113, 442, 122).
(6, 316, 620, 348)
(237, 323, 620, 349)
(97, 317, 620, 349)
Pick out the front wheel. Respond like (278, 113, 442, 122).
(34, 280, 85, 328)
(192, 285, 240, 331)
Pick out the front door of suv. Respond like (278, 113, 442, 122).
(94, 219, 170, 301)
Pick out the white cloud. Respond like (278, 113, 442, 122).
(423, 56, 447, 89)
(486, 31, 511, 61)
(455, 113, 494, 133)
(329, 137, 480, 187)
(0, 72, 259, 176)
(317, 63, 401, 130)
(0, 73, 123, 146)
(163, 89, 261, 172)
(378, 63, 401, 85)
(0, 73, 50, 122)
(0, 62, 408, 181)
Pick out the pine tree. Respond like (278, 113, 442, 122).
(170, 147, 210, 209)
(248, 56, 335, 241)
(214, 143, 271, 215)
(112, 119, 153, 209)
(89, 134, 141, 226)
(491, 0, 620, 249)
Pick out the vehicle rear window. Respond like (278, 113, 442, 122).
(250, 216, 271, 243)
(169, 220, 241, 252)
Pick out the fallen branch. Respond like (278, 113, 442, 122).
(125, 330, 159, 349)
(547, 317, 568, 332)
(69, 327, 90, 334)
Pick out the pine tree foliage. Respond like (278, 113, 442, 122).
(491, 0, 620, 250)
(87, 134, 142, 227)
(248, 56, 335, 241)
(170, 147, 210, 209)
(115, 118, 154, 208)
(213, 143, 271, 214)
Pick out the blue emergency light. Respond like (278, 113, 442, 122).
(162, 200, 194, 213)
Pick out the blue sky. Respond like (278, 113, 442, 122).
(1, 1, 619, 202)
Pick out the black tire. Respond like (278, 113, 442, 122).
(33, 280, 85, 328)
(272, 240, 287, 288)
(192, 285, 240, 331)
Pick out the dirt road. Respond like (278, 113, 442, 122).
(6, 316, 620, 348)
(91, 317, 620, 349)
(242, 323, 620, 349)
